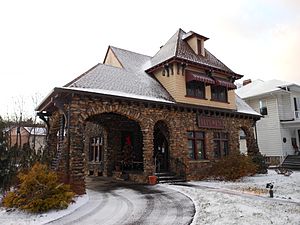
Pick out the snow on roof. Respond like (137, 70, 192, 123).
(109, 46, 151, 73)
(235, 95, 261, 116)
(24, 127, 47, 136)
(236, 79, 293, 99)
(60, 87, 175, 104)
(65, 63, 174, 103)
(148, 29, 234, 74)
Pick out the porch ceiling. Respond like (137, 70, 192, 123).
(281, 120, 300, 129)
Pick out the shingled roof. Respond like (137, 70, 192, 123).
(147, 29, 236, 75)
(63, 47, 174, 103)
(37, 29, 258, 117)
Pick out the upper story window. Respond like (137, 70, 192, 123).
(211, 85, 228, 102)
(259, 99, 268, 116)
(294, 97, 300, 119)
(186, 80, 206, 99)
(187, 131, 206, 160)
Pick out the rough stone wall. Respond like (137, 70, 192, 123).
(46, 94, 259, 194)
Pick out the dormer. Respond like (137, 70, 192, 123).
(182, 31, 209, 57)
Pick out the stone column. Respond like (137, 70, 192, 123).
(141, 121, 155, 177)
(68, 110, 86, 195)
(245, 126, 259, 156)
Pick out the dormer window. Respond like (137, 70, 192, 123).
(197, 39, 205, 57)
(183, 31, 209, 57)
(211, 85, 228, 102)
(186, 80, 205, 99)
(185, 70, 215, 99)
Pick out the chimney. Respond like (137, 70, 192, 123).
(243, 79, 252, 86)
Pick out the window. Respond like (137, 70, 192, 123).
(259, 99, 268, 115)
(213, 132, 229, 158)
(211, 85, 228, 102)
(294, 97, 300, 111)
(187, 131, 206, 160)
(186, 80, 205, 99)
(89, 137, 103, 162)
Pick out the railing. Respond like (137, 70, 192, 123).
(169, 156, 187, 179)
(295, 111, 300, 119)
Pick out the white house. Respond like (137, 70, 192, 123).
(236, 79, 300, 165)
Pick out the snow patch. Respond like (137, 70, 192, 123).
(0, 194, 88, 225)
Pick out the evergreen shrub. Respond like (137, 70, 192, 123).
(252, 152, 268, 174)
(2, 163, 74, 213)
(208, 153, 257, 181)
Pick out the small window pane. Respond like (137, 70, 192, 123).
(195, 132, 204, 139)
(214, 141, 221, 158)
(196, 140, 204, 159)
(187, 132, 194, 138)
(188, 140, 195, 159)
(214, 132, 220, 138)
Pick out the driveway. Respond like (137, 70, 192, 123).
(47, 177, 195, 225)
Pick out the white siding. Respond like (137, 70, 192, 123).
(246, 97, 283, 157)
(277, 93, 293, 120)
(280, 128, 296, 156)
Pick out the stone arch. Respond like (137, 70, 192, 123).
(79, 104, 144, 126)
(239, 125, 259, 156)
(83, 112, 146, 177)
(239, 127, 248, 155)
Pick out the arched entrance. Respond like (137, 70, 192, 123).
(239, 128, 248, 155)
(154, 121, 169, 173)
(85, 112, 144, 177)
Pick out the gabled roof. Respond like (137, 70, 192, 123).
(65, 62, 174, 103)
(147, 29, 237, 76)
(236, 79, 294, 99)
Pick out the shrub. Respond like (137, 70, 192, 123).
(2, 163, 74, 213)
(252, 152, 268, 174)
(208, 153, 257, 181)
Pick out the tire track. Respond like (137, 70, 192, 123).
(47, 191, 108, 225)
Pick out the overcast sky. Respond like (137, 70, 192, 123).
(1, 0, 299, 118)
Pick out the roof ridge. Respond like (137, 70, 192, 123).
(174, 28, 185, 57)
(64, 63, 101, 87)
(110, 46, 151, 58)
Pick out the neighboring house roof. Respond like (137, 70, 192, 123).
(236, 79, 294, 99)
(24, 127, 47, 136)
(4, 126, 47, 136)
(147, 29, 237, 76)
(235, 95, 261, 116)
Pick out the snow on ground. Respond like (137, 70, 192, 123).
(1, 170, 299, 225)
(0, 194, 88, 225)
(165, 169, 300, 225)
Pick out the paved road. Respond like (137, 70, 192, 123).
(47, 177, 195, 225)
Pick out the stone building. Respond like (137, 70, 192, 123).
(37, 29, 261, 194)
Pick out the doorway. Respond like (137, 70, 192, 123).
(154, 121, 169, 173)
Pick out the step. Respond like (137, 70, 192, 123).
(158, 179, 186, 184)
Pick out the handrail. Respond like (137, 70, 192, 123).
(169, 156, 187, 179)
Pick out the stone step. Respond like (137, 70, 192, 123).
(156, 172, 186, 184)
(158, 179, 186, 184)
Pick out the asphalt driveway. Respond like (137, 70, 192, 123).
(47, 177, 195, 225)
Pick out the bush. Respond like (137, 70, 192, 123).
(208, 153, 257, 181)
(252, 153, 268, 174)
(2, 163, 74, 213)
